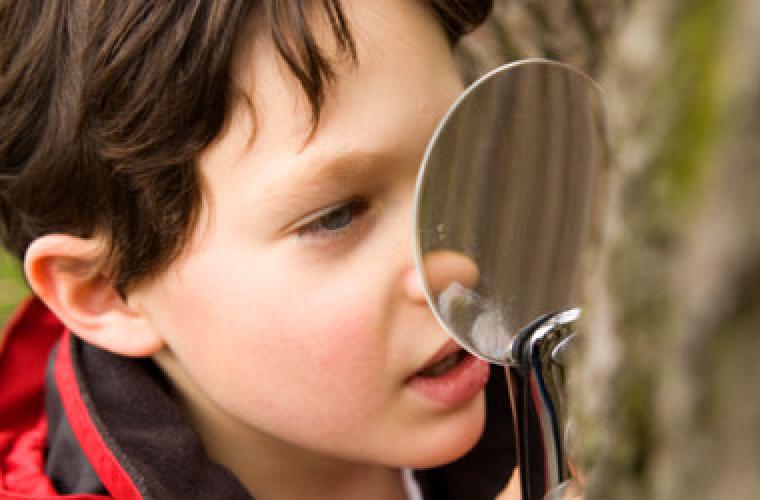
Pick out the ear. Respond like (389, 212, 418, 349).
(24, 234, 164, 357)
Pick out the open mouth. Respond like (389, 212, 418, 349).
(406, 344, 490, 407)
(417, 349, 467, 377)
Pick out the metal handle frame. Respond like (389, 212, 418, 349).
(506, 308, 579, 500)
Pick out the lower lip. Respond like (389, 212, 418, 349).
(406, 352, 490, 407)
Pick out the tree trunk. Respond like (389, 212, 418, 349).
(459, 1, 760, 498)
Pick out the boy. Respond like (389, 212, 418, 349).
(0, 1, 517, 498)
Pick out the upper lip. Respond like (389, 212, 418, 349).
(416, 338, 462, 374)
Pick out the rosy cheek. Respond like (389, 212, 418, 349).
(272, 286, 388, 402)
(314, 309, 376, 373)
(164, 245, 392, 413)
(288, 292, 378, 370)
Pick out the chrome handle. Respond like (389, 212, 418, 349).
(506, 309, 579, 500)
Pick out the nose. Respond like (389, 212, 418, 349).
(402, 249, 479, 306)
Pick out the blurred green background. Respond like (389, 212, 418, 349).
(0, 252, 28, 327)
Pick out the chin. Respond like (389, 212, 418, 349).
(399, 392, 487, 469)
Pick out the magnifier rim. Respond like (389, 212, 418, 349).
(411, 58, 604, 365)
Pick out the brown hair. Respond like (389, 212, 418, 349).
(0, 0, 492, 293)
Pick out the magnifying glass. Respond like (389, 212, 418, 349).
(413, 59, 606, 500)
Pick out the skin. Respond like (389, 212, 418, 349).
(128, 2, 488, 499)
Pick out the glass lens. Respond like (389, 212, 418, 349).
(413, 59, 606, 364)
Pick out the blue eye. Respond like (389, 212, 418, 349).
(300, 199, 369, 236)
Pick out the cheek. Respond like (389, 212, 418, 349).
(157, 250, 395, 439)
(266, 276, 392, 408)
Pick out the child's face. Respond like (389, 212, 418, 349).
(130, 1, 487, 468)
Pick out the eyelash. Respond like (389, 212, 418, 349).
(297, 198, 370, 239)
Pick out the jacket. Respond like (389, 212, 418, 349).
(0, 297, 517, 499)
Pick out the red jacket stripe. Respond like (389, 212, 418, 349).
(53, 332, 140, 500)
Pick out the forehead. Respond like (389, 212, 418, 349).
(204, 1, 462, 184)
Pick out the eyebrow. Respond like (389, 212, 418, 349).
(260, 149, 392, 225)
(284, 150, 388, 203)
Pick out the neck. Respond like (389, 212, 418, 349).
(153, 350, 409, 500)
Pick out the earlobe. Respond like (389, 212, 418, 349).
(24, 234, 164, 357)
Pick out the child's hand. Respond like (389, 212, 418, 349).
(496, 470, 583, 500)
(496, 469, 520, 499)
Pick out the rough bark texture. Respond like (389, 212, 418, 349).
(459, 1, 760, 498)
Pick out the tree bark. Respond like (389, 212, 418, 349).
(460, 1, 760, 498)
